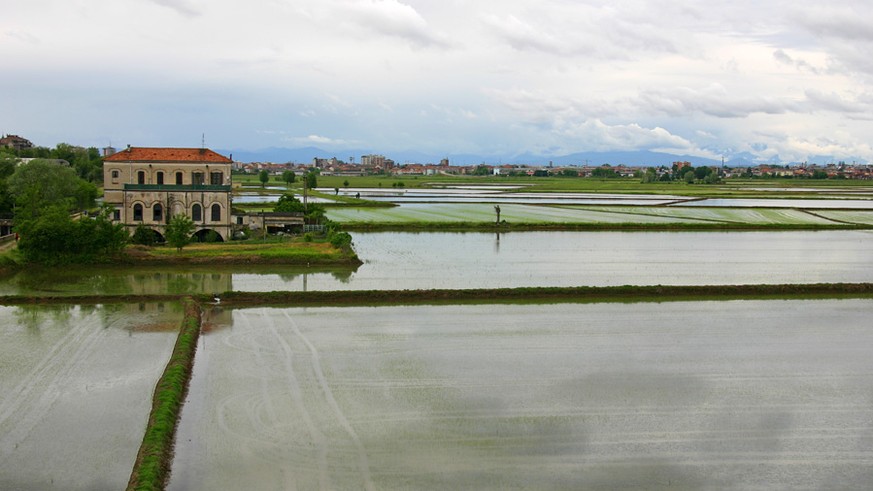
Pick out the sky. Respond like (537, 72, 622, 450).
(2, 0, 873, 163)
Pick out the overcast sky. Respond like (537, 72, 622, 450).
(2, 0, 873, 162)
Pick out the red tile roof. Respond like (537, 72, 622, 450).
(103, 147, 232, 163)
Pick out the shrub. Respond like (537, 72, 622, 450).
(132, 224, 156, 246)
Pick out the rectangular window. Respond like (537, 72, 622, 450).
(192, 172, 205, 185)
(157, 172, 164, 185)
(210, 172, 223, 185)
(113, 209, 120, 221)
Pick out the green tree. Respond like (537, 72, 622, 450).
(591, 167, 619, 178)
(684, 170, 696, 184)
(274, 193, 306, 213)
(640, 167, 657, 183)
(15, 204, 127, 265)
(165, 214, 195, 251)
(694, 166, 713, 180)
(282, 170, 296, 186)
(131, 223, 157, 246)
(8, 159, 97, 221)
(305, 171, 318, 189)
(472, 165, 490, 176)
(258, 170, 269, 187)
(0, 151, 18, 214)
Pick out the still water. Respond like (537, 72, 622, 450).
(169, 300, 873, 490)
(0, 303, 180, 490)
(2, 231, 872, 296)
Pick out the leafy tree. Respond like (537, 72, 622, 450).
(8, 159, 97, 221)
(274, 193, 306, 213)
(694, 166, 713, 180)
(132, 224, 157, 246)
(274, 193, 325, 223)
(305, 171, 318, 189)
(165, 214, 195, 251)
(684, 170, 696, 184)
(560, 168, 579, 177)
(16, 204, 127, 265)
(591, 167, 619, 178)
(0, 151, 18, 214)
(472, 165, 490, 176)
(640, 167, 658, 183)
(282, 170, 296, 186)
(258, 170, 269, 187)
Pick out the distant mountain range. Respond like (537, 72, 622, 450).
(217, 146, 866, 168)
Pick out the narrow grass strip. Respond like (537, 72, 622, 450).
(339, 221, 873, 232)
(2, 283, 873, 308)
(208, 283, 873, 307)
(126, 297, 201, 491)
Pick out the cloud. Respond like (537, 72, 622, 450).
(773, 49, 820, 74)
(482, 14, 572, 54)
(145, 0, 201, 18)
(288, 134, 356, 147)
(343, 0, 449, 48)
(637, 85, 798, 118)
(562, 119, 706, 155)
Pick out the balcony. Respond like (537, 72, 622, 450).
(123, 184, 232, 192)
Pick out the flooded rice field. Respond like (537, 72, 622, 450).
(169, 300, 873, 490)
(2, 231, 873, 296)
(0, 303, 181, 490)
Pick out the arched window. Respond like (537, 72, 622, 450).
(156, 171, 164, 185)
(137, 171, 145, 185)
(153, 203, 163, 222)
(211, 203, 221, 222)
(192, 203, 202, 222)
(175, 172, 183, 185)
(133, 204, 143, 221)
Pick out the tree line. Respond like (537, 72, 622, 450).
(1, 145, 125, 265)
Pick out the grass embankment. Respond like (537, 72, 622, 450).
(339, 221, 872, 232)
(3, 283, 872, 308)
(127, 297, 201, 491)
(123, 238, 362, 266)
(205, 283, 873, 307)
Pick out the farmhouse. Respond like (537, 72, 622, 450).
(103, 146, 234, 241)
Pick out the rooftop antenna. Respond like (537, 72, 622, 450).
(201, 133, 206, 149)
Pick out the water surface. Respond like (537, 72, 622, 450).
(170, 300, 873, 490)
(0, 303, 181, 490)
(2, 231, 872, 295)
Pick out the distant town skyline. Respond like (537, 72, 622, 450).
(2, 0, 872, 163)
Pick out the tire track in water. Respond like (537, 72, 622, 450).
(257, 310, 330, 490)
(282, 310, 376, 491)
(0, 310, 106, 455)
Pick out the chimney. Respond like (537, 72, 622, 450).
(126, 144, 131, 152)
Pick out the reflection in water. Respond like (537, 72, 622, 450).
(0, 263, 361, 297)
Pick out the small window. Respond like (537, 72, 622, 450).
(113, 209, 120, 221)
(192, 204, 202, 222)
(210, 172, 223, 185)
(137, 171, 145, 185)
(211, 203, 221, 222)
(192, 172, 205, 185)
(175, 172, 183, 185)
(111, 170, 119, 179)
(153, 203, 163, 222)
(133, 204, 143, 221)
(157, 172, 164, 185)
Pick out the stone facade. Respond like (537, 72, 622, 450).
(103, 147, 233, 241)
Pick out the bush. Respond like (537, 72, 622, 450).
(132, 224, 157, 246)
(329, 231, 353, 250)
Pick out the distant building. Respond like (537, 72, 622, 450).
(103, 146, 234, 241)
(0, 134, 33, 151)
(102, 146, 117, 157)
